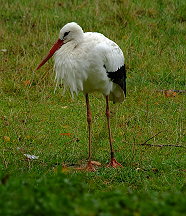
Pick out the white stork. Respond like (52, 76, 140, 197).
(36, 22, 126, 171)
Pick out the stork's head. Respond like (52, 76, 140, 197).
(35, 22, 84, 71)
(59, 22, 84, 43)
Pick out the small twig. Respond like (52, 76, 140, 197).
(137, 143, 185, 148)
(136, 131, 185, 148)
(141, 131, 163, 145)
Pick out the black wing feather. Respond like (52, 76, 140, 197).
(106, 64, 126, 96)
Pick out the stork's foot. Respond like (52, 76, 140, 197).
(75, 161, 101, 172)
(107, 158, 123, 168)
(85, 161, 97, 172)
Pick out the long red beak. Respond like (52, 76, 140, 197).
(35, 39, 64, 71)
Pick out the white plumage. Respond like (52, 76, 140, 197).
(36, 22, 126, 171)
(53, 22, 125, 101)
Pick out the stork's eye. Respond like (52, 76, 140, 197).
(64, 31, 70, 38)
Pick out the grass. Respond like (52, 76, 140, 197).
(0, 0, 186, 215)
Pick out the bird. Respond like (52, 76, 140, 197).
(35, 22, 126, 171)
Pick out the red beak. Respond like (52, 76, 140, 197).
(35, 39, 64, 71)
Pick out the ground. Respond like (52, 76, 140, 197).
(0, 0, 185, 215)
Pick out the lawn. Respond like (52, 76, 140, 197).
(0, 0, 185, 215)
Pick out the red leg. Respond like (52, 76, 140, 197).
(105, 96, 123, 168)
(85, 94, 92, 161)
(75, 94, 101, 172)
(85, 94, 103, 171)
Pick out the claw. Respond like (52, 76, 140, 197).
(86, 161, 97, 171)
(75, 161, 101, 172)
(107, 158, 123, 168)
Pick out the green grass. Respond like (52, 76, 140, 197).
(0, 0, 186, 215)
